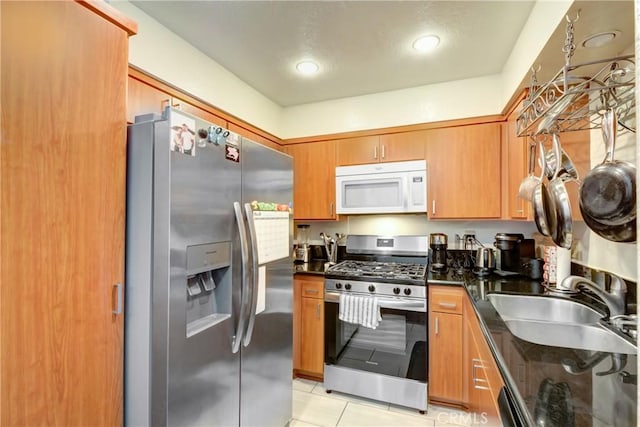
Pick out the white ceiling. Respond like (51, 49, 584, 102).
(131, 1, 536, 107)
(131, 1, 635, 110)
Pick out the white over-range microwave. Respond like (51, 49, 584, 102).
(335, 160, 427, 214)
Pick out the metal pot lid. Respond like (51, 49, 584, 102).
(429, 233, 447, 245)
(494, 233, 524, 241)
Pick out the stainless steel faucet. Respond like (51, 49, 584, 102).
(559, 274, 627, 317)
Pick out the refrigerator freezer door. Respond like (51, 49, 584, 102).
(240, 140, 294, 427)
(166, 113, 243, 427)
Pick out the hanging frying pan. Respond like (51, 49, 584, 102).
(579, 109, 636, 242)
(532, 143, 553, 236)
(547, 133, 574, 249)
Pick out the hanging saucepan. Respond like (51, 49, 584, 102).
(547, 133, 575, 249)
(579, 108, 637, 242)
(531, 142, 553, 237)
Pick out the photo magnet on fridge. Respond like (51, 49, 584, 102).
(170, 111, 196, 156)
(225, 144, 240, 162)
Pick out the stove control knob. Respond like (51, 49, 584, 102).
(368, 285, 375, 292)
(335, 282, 342, 289)
(345, 283, 352, 290)
(393, 287, 401, 295)
(404, 288, 412, 295)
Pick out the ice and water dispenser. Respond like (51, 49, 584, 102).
(185, 241, 232, 337)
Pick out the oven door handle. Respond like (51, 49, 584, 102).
(325, 291, 427, 312)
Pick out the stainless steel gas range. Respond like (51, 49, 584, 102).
(323, 235, 429, 412)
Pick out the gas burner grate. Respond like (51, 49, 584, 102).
(326, 260, 427, 284)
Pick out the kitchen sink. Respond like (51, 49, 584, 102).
(487, 293, 637, 354)
(487, 293, 605, 324)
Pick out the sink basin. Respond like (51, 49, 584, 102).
(487, 293, 637, 354)
(502, 319, 637, 354)
(487, 293, 605, 324)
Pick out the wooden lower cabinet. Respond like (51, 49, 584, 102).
(429, 286, 464, 404)
(463, 296, 504, 425)
(293, 275, 325, 379)
(429, 286, 505, 425)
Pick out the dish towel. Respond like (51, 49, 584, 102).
(339, 293, 382, 329)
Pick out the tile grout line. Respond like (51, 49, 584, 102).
(334, 400, 350, 427)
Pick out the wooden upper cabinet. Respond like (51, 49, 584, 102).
(504, 102, 529, 219)
(127, 76, 171, 123)
(127, 78, 228, 127)
(380, 131, 427, 162)
(173, 96, 227, 128)
(228, 122, 283, 152)
(336, 135, 380, 165)
(285, 141, 337, 220)
(336, 132, 426, 166)
(425, 123, 502, 219)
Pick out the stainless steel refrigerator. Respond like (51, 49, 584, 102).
(125, 107, 293, 426)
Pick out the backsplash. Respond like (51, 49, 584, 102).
(296, 213, 638, 282)
(295, 215, 537, 247)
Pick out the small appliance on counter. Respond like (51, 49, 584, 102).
(494, 233, 524, 272)
(429, 233, 448, 272)
(474, 246, 496, 276)
(294, 224, 310, 263)
(494, 233, 543, 279)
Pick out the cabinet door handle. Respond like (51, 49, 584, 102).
(374, 146, 378, 159)
(112, 283, 123, 315)
(381, 144, 385, 159)
(435, 316, 439, 335)
(438, 302, 457, 309)
(161, 98, 171, 110)
(472, 358, 490, 390)
(304, 289, 319, 295)
(432, 200, 436, 215)
(330, 202, 334, 216)
(316, 302, 321, 319)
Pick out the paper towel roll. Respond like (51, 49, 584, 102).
(556, 248, 572, 288)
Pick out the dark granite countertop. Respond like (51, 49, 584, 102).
(429, 271, 638, 427)
(293, 261, 329, 275)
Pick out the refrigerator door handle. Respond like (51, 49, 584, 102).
(233, 201, 251, 354)
(242, 202, 260, 347)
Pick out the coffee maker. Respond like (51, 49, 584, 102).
(429, 233, 448, 272)
(494, 233, 523, 272)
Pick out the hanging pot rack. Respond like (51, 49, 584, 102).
(516, 14, 635, 137)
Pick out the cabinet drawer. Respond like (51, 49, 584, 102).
(430, 287, 463, 314)
(299, 278, 324, 299)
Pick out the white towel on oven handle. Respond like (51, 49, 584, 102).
(338, 293, 382, 329)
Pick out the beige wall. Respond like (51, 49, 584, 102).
(112, 0, 571, 140)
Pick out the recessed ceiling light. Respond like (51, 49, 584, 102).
(296, 61, 319, 75)
(412, 35, 440, 52)
(581, 31, 621, 48)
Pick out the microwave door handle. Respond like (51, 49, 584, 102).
(242, 202, 260, 347)
(404, 175, 410, 210)
(232, 202, 251, 354)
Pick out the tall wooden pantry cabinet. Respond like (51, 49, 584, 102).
(1, 1, 136, 424)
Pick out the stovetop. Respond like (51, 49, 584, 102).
(325, 260, 427, 286)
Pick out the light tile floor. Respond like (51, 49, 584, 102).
(292, 378, 501, 427)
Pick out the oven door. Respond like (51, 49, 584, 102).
(324, 291, 428, 383)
